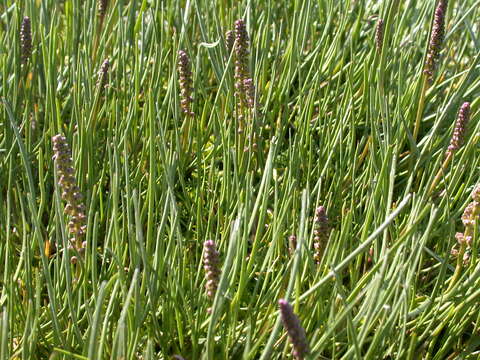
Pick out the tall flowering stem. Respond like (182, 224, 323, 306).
(279, 299, 309, 360)
(447, 185, 480, 291)
(233, 19, 257, 126)
(52, 135, 87, 263)
(20, 16, 32, 65)
(428, 102, 470, 196)
(413, 0, 448, 142)
(424, 0, 448, 81)
(203, 240, 221, 301)
(313, 206, 330, 264)
(234, 19, 250, 119)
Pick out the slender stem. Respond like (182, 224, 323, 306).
(427, 152, 453, 196)
(413, 76, 429, 142)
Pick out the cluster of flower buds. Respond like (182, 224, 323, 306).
(451, 184, 480, 264)
(20, 16, 32, 64)
(446, 102, 470, 156)
(203, 240, 221, 300)
(97, 58, 110, 90)
(424, 0, 448, 81)
(52, 135, 87, 263)
(279, 299, 310, 360)
(313, 206, 330, 264)
(177, 50, 194, 117)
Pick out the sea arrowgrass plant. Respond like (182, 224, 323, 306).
(1, 1, 480, 359)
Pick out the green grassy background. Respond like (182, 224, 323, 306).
(1, 0, 480, 358)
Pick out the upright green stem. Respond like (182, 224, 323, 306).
(413, 76, 428, 142)
(427, 152, 452, 196)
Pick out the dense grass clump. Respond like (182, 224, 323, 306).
(1, 0, 480, 359)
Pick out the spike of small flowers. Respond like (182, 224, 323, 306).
(450, 184, 480, 269)
(446, 102, 470, 156)
(234, 19, 250, 114)
(97, 58, 110, 90)
(375, 18, 384, 53)
(203, 240, 221, 299)
(52, 135, 87, 261)
(313, 206, 330, 264)
(243, 78, 256, 109)
(279, 299, 309, 360)
(423, 0, 448, 81)
(177, 50, 194, 117)
(20, 16, 32, 64)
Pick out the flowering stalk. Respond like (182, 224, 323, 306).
(279, 299, 309, 360)
(52, 135, 87, 263)
(447, 184, 480, 291)
(234, 19, 250, 119)
(177, 50, 195, 154)
(423, 0, 448, 81)
(413, 0, 448, 141)
(313, 206, 330, 264)
(97, 58, 110, 91)
(177, 50, 194, 117)
(203, 240, 221, 300)
(375, 18, 384, 54)
(428, 102, 470, 196)
(20, 16, 32, 65)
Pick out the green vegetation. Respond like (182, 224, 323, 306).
(1, 0, 479, 358)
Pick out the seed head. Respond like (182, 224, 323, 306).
(424, 0, 448, 81)
(97, 58, 110, 90)
(243, 78, 256, 109)
(177, 50, 194, 117)
(234, 19, 250, 111)
(203, 240, 221, 299)
(20, 16, 32, 64)
(279, 299, 309, 360)
(447, 102, 470, 155)
(313, 206, 330, 264)
(375, 18, 384, 53)
(52, 135, 87, 258)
